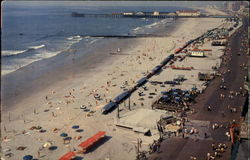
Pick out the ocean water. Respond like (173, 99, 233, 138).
(1, 1, 189, 75)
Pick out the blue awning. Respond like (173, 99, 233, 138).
(136, 77, 147, 86)
(151, 65, 162, 73)
(161, 91, 168, 95)
(102, 102, 117, 114)
(114, 91, 130, 103)
(175, 97, 181, 101)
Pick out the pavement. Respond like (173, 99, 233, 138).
(149, 138, 232, 160)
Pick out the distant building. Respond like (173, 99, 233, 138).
(168, 12, 177, 16)
(123, 12, 134, 16)
(232, 1, 241, 11)
(176, 10, 201, 16)
(153, 11, 160, 16)
(135, 12, 145, 16)
(160, 12, 177, 16)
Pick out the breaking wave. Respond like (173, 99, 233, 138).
(2, 50, 27, 57)
(66, 35, 82, 41)
(2, 44, 45, 57)
(28, 44, 45, 50)
(131, 18, 173, 34)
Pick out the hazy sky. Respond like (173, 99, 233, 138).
(2, 1, 228, 8)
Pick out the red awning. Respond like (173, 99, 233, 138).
(203, 49, 212, 51)
(78, 131, 106, 150)
(59, 152, 75, 160)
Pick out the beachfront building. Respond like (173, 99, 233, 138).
(189, 49, 205, 57)
(176, 10, 201, 17)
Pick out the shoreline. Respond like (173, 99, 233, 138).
(0, 14, 237, 160)
(1, 17, 181, 112)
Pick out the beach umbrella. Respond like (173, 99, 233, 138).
(162, 95, 169, 99)
(76, 129, 84, 133)
(173, 92, 178, 96)
(138, 98, 144, 101)
(161, 91, 168, 95)
(72, 125, 79, 129)
(171, 88, 177, 92)
(175, 97, 181, 102)
(63, 137, 72, 141)
(80, 105, 87, 109)
(43, 142, 52, 148)
(60, 133, 68, 137)
(23, 155, 33, 160)
(162, 95, 169, 102)
(84, 109, 90, 112)
(192, 87, 197, 90)
(182, 90, 189, 94)
(40, 129, 46, 133)
(48, 146, 58, 151)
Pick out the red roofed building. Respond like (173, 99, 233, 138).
(176, 10, 200, 16)
(78, 131, 106, 153)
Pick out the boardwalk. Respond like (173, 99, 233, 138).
(148, 16, 248, 160)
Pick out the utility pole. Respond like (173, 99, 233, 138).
(136, 138, 142, 160)
(137, 138, 140, 158)
(128, 96, 131, 111)
(157, 121, 163, 140)
(8, 112, 11, 122)
(22, 114, 26, 124)
(117, 105, 120, 119)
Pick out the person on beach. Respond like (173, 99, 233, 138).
(207, 153, 211, 160)
(222, 78, 225, 83)
(212, 123, 218, 130)
(207, 106, 212, 111)
(225, 132, 230, 141)
(204, 132, 208, 139)
(37, 151, 41, 158)
(212, 143, 216, 150)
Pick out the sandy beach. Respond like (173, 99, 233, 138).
(1, 9, 241, 160)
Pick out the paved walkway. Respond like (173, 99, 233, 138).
(148, 16, 249, 160)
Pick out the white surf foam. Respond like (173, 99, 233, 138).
(2, 50, 27, 57)
(28, 44, 45, 50)
(2, 50, 62, 76)
(67, 35, 82, 41)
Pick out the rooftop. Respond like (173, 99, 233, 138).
(177, 10, 200, 13)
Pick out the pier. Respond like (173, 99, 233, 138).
(72, 12, 176, 18)
(72, 12, 235, 19)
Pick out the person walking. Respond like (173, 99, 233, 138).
(207, 106, 212, 111)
